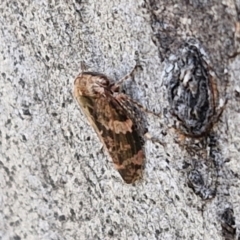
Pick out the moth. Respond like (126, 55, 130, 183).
(73, 69, 144, 183)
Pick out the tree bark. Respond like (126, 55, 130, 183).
(0, 0, 240, 239)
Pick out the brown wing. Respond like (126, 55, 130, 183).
(75, 93, 144, 183)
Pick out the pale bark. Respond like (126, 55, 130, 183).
(0, 0, 240, 239)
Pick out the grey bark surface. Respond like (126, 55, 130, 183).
(0, 0, 240, 240)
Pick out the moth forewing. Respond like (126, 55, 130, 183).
(73, 72, 144, 183)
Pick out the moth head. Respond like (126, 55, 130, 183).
(74, 72, 110, 97)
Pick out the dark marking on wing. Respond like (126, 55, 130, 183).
(76, 93, 144, 183)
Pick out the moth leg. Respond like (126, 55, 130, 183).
(144, 132, 166, 147)
(123, 95, 162, 118)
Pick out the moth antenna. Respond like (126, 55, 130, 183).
(114, 63, 139, 88)
(80, 61, 88, 73)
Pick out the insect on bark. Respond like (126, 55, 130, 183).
(73, 67, 145, 183)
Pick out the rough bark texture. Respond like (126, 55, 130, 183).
(1, 0, 240, 239)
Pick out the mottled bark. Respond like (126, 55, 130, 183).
(0, 0, 240, 239)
